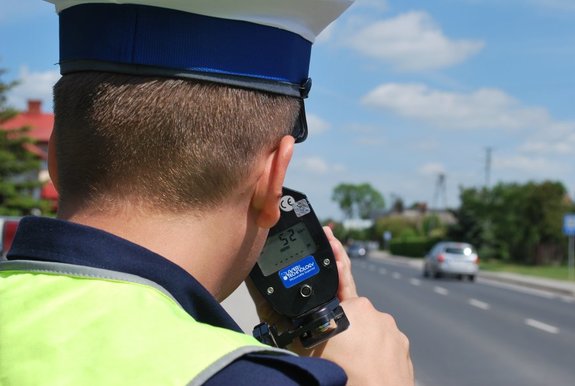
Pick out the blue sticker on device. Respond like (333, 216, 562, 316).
(279, 255, 319, 288)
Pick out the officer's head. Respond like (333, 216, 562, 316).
(47, 1, 353, 217)
(53, 73, 299, 215)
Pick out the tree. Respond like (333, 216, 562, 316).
(0, 68, 51, 215)
(0, 68, 17, 122)
(374, 216, 418, 241)
(449, 181, 571, 265)
(332, 183, 385, 219)
(448, 187, 497, 259)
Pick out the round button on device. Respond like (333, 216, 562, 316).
(300, 284, 313, 298)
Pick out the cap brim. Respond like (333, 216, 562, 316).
(292, 100, 308, 143)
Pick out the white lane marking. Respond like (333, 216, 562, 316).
(525, 319, 559, 334)
(469, 298, 490, 310)
(392, 272, 402, 279)
(434, 286, 449, 295)
(410, 278, 421, 286)
(560, 296, 575, 303)
(478, 277, 556, 299)
(378, 268, 387, 275)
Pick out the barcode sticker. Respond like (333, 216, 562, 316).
(294, 199, 311, 218)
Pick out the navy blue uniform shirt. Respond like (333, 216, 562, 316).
(8, 216, 347, 385)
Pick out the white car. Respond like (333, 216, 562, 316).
(423, 241, 479, 281)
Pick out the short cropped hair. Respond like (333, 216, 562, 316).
(53, 72, 300, 214)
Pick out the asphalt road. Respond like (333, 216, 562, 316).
(353, 257, 575, 386)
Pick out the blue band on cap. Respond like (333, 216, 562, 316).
(59, 4, 312, 87)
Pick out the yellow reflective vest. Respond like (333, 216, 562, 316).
(0, 260, 291, 385)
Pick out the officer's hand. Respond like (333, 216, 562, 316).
(301, 227, 414, 386)
(307, 296, 414, 386)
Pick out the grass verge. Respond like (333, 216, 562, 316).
(480, 260, 574, 282)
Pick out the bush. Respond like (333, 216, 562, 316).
(389, 237, 442, 258)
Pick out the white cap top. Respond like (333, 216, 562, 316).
(46, 0, 354, 43)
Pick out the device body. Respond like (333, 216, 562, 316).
(250, 188, 349, 348)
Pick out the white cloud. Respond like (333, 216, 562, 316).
(362, 83, 551, 130)
(530, 0, 575, 12)
(361, 82, 575, 181)
(306, 113, 331, 135)
(316, 0, 390, 45)
(316, 23, 335, 43)
(292, 156, 346, 175)
(8, 67, 60, 112)
(521, 138, 575, 156)
(345, 11, 484, 71)
(296, 157, 329, 174)
(419, 162, 445, 176)
(518, 122, 575, 156)
(494, 155, 564, 175)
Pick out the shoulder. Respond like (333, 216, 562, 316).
(205, 352, 347, 386)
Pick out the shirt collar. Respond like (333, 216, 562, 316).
(7, 216, 242, 332)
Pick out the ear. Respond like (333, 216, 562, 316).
(48, 130, 59, 191)
(252, 135, 295, 229)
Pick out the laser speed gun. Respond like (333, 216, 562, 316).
(250, 187, 349, 348)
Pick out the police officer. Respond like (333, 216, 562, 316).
(0, 1, 414, 385)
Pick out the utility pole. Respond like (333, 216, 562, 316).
(432, 173, 447, 210)
(485, 147, 492, 189)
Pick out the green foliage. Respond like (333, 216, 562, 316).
(0, 69, 18, 123)
(346, 228, 372, 241)
(389, 237, 441, 258)
(422, 214, 443, 237)
(332, 183, 385, 219)
(375, 213, 448, 240)
(449, 181, 572, 265)
(0, 69, 52, 216)
(375, 216, 418, 240)
(373, 212, 449, 253)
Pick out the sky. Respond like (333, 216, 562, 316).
(1, 0, 575, 220)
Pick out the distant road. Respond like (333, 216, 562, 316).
(354, 257, 575, 386)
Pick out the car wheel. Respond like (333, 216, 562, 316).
(422, 269, 429, 278)
(468, 275, 476, 282)
(433, 270, 441, 279)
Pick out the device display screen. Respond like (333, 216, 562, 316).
(258, 222, 317, 276)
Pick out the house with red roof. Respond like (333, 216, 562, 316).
(0, 99, 58, 210)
